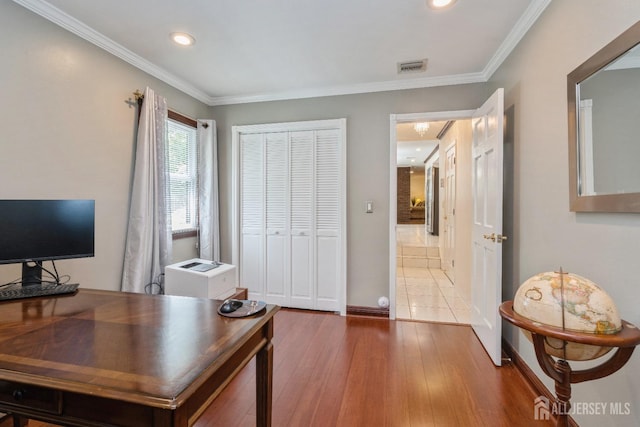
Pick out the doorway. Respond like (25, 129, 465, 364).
(389, 111, 474, 324)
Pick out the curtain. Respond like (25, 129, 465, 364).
(197, 120, 220, 261)
(121, 87, 172, 294)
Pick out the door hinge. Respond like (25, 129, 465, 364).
(452, 260, 455, 267)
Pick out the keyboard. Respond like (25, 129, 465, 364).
(0, 283, 79, 301)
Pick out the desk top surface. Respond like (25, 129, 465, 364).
(0, 289, 278, 408)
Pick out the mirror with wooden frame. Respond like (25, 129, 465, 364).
(568, 21, 640, 212)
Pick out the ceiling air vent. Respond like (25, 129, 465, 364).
(398, 59, 428, 74)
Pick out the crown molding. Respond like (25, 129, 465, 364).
(12, 0, 213, 105)
(14, 0, 550, 107)
(482, 0, 551, 79)
(208, 72, 486, 106)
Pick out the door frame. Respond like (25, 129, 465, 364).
(232, 118, 348, 315)
(389, 110, 474, 320)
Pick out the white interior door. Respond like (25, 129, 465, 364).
(471, 88, 504, 366)
(442, 143, 456, 281)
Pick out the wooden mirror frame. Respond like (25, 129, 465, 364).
(568, 21, 640, 213)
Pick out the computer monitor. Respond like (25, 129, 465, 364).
(0, 200, 95, 286)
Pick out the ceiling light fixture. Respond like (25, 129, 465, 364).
(414, 122, 430, 137)
(170, 32, 196, 46)
(427, 0, 458, 10)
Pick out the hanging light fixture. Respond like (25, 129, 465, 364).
(414, 122, 430, 137)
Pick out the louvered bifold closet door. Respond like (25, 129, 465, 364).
(289, 131, 314, 309)
(240, 133, 264, 299)
(315, 129, 341, 311)
(264, 132, 288, 305)
(236, 119, 345, 312)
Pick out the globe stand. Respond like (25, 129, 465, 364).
(500, 301, 640, 427)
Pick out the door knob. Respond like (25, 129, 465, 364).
(483, 233, 507, 243)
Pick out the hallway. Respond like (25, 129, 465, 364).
(396, 224, 471, 324)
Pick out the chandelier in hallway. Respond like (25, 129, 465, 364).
(414, 122, 430, 137)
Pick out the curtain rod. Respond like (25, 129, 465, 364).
(133, 89, 209, 128)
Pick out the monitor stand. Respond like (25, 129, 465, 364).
(22, 261, 43, 286)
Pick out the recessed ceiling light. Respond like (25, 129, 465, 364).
(170, 32, 196, 46)
(428, 0, 458, 10)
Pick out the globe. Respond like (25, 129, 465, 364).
(513, 271, 622, 361)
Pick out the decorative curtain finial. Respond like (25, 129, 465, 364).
(133, 89, 144, 101)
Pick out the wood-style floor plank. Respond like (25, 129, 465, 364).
(28, 309, 551, 427)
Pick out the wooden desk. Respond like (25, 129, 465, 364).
(0, 289, 279, 426)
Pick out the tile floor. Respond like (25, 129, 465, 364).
(396, 224, 471, 324)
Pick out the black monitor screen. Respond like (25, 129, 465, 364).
(0, 200, 95, 265)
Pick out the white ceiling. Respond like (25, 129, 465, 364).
(15, 0, 550, 106)
(396, 121, 447, 167)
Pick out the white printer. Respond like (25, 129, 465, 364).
(164, 258, 237, 300)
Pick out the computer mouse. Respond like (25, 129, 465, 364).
(220, 299, 243, 314)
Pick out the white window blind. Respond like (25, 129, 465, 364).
(167, 118, 198, 233)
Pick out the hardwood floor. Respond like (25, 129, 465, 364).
(28, 309, 551, 426)
(199, 309, 550, 427)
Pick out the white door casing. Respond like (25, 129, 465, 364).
(471, 88, 505, 367)
(578, 99, 594, 196)
(389, 110, 475, 320)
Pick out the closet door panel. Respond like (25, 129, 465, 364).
(315, 129, 340, 232)
(265, 235, 287, 302)
(242, 234, 263, 298)
(289, 131, 314, 307)
(265, 132, 288, 304)
(316, 234, 339, 310)
(314, 129, 341, 310)
(239, 133, 264, 297)
(290, 234, 313, 308)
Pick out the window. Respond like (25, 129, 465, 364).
(167, 111, 198, 235)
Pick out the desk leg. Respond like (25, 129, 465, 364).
(256, 321, 274, 427)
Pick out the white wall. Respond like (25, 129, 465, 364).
(3, 1, 639, 423)
(211, 85, 489, 306)
(0, 2, 209, 291)
(490, 1, 640, 426)
(410, 169, 425, 203)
